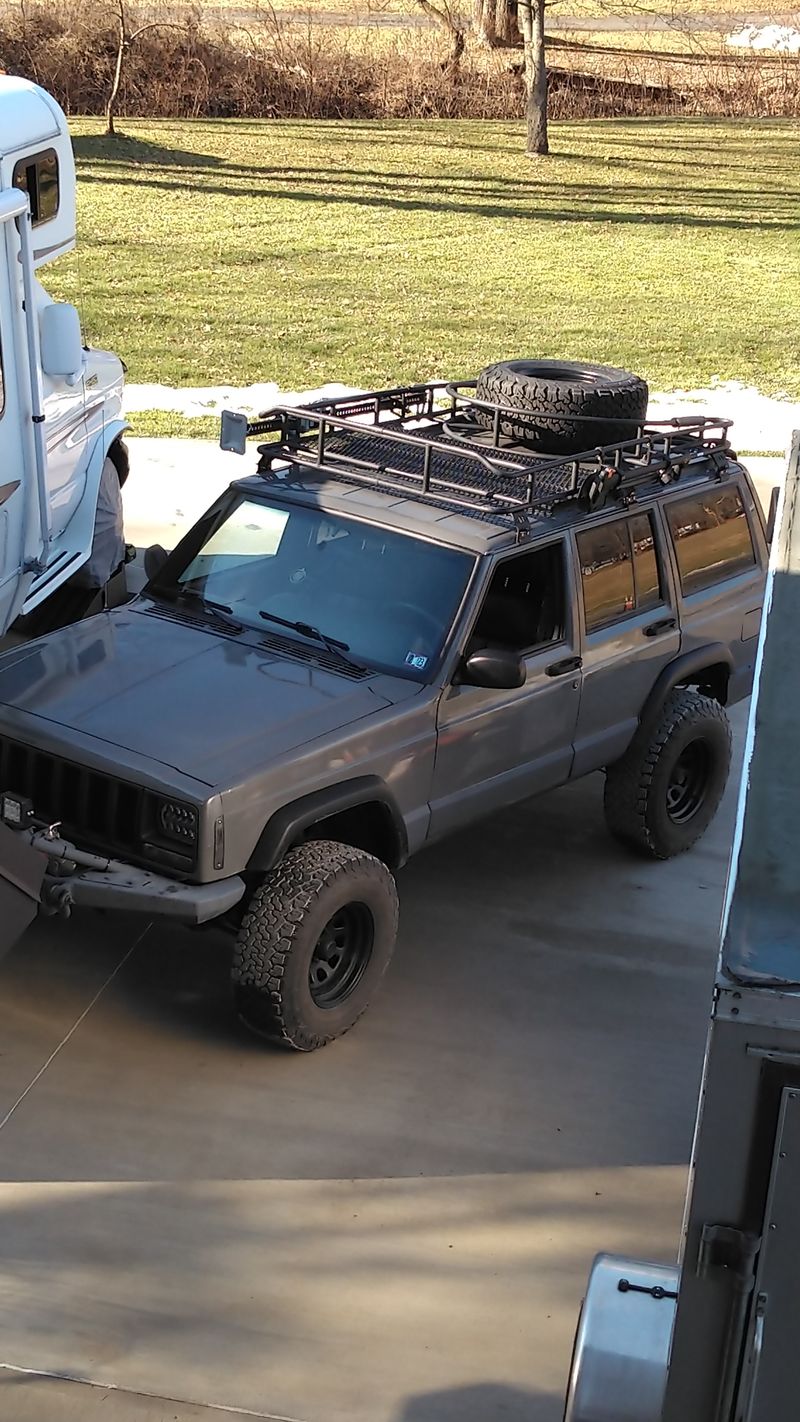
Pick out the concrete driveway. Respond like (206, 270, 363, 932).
(0, 705, 746, 1421)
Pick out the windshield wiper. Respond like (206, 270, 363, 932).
(258, 609, 366, 673)
(165, 587, 244, 632)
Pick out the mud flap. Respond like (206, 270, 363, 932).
(0, 822, 45, 962)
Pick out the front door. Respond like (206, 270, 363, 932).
(430, 538, 581, 838)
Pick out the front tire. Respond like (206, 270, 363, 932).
(232, 840, 399, 1051)
(604, 688, 732, 859)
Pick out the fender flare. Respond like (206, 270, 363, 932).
(639, 643, 734, 734)
(247, 776, 409, 874)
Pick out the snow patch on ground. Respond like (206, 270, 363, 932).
(123, 382, 360, 418)
(726, 23, 800, 51)
(124, 379, 800, 454)
(120, 380, 796, 553)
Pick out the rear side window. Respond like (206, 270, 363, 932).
(578, 512, 663, 632)
(13, 149, 59, 226)
(666, 486, 755, 595)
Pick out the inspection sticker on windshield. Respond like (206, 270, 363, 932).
(405, 652, 428, 670)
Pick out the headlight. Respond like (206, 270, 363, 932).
(157, 800, 198, 844)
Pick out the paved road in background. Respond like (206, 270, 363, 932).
(213, 7, 794, 29)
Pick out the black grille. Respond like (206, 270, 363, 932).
(0, 736, 196, 872)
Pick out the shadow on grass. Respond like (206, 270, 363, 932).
(75, 166, 800, 231)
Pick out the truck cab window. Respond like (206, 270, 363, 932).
(13, 149, 59, 226)
(470, 543, 565, 653)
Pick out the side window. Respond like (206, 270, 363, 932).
(578, 513, 664, 631)
(578, 521, 634, 631)
(471, 542, 565, 653)
(12, 149, 60, 227)
(666, 486, 755, 595)
(629, 512, 662, 612)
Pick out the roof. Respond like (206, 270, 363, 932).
(0, 76, 66, 159)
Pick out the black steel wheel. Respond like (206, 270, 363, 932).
(232, 839, 398, 1051)
(665, 741, 713, 826)
(309, 903, 374, 1008)
(604, 688, 731, 859)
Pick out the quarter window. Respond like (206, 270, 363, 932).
(13, 149, 59, 226)
(666, 487, 755, 595)
(578, 512, 663, 632)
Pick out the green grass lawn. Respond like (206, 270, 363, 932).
(52, 118, 800, 434)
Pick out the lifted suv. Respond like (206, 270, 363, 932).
(0, 360, 769, 1049)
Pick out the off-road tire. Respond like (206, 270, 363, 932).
(107, 436, 130, 488)
(604, 688, 732, 859)
(232, 839, 399, 1051)
(474, 359, 648, 455)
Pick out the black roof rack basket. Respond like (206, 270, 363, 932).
(220, 380, 734, 533)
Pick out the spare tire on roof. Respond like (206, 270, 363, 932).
(473, 359, 649, 456)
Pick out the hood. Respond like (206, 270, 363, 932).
(0, 607, 404, 786)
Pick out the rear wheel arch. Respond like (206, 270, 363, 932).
(639, 644, 733, 734)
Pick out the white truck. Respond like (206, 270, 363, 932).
(0, 74, 129, 635)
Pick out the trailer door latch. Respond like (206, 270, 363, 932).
(697, 1224, 761, 1283)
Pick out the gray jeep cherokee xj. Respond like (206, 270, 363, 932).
(0, 360, 770, 1050)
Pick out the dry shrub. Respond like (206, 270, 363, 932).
(0, 1, 797, 120)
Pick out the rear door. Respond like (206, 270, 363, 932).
(571, 508, 680, 777)
(662, 478, 765, 705)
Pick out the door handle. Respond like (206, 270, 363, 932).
(546, 655, 582, 677)
(643, 617, 677, 638)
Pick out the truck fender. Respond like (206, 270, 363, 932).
(639, 643, 734, 735)
(88, 420, 129, 479)
(247, 776, 409, 874)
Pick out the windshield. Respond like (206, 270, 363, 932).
(158, 494, 474, 680)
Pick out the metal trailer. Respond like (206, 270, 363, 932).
(565, 430, 800, 1422)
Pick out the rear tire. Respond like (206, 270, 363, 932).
(232, 840, 399, 1051)
(474, 359, 648, 455)
(604, 688, 731, 859)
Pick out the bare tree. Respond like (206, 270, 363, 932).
(518, 0, 547, 154)
(104, 0, 187, 135)
(415, 0, 467, 74)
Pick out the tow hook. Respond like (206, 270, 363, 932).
(41, 880, 73, 919)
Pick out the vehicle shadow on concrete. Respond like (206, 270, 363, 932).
(397, 1382, 561, 1422)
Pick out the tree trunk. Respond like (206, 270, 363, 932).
(474, 0, 520, 47)
(106, 12, 126, 136)
(519, 0, 548, 156)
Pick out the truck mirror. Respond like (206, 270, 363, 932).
(40, 302, 84, 384)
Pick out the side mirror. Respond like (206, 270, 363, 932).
(461, 646, 526, 690)
(144, 544, 169, 582)
(40, 302, 84, 385)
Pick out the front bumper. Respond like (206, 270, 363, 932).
(26, 829, 245, 925)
